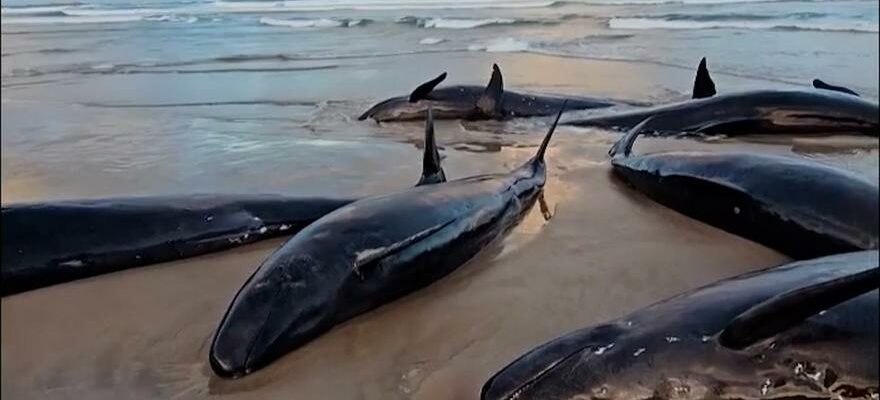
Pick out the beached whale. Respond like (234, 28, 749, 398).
(691, 57, 860, 99)
(358, 64, 635, 122)
(565, 58, 878, 136)
(0, 195, 354, 296)
(1, 122, 447, 297)
(210, 106, 564, 378)
(565, 89, 879, 136)
(607, 119, 879, 259)
(481, 250, 879, 400)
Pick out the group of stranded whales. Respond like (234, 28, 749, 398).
(1, 57, 877, 395)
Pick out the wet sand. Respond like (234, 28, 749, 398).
(2, 135, 804, 400)
(2, 52, 877, 400)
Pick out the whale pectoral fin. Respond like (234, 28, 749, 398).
(812, 78, 860, 97)
(409, 72, 448, 103)
(351, 219, 456, 280)
(719, 266, 879, 350)
(691, 57, 717, 99)
(417, 107, 447, 186)
(608, 117, 653, 158)
(476, 64, 504, 118)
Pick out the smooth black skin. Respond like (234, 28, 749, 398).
(691, 57, 716, 99)
(1, 195, 355, 296)
(607, 123, 879, 260)
(565, 88, 879, 136)
(209, 107, 563, 378)
(358, 64, 635, 122)
(482, 251, 880, 400)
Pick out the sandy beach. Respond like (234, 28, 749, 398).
(2, 1, 879, 397)
(3, 109, 877, 398)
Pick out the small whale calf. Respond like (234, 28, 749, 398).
(1, 195, 355, 296)
(566, 58, 879, 137)
(608, 119, 879, 259)
(482, 250, 879, 400)
(358, 64, 637, 122)
(210, 106, 564, 377)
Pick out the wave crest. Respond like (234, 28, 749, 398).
(609, 17, 879, 33)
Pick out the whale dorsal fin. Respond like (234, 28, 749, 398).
(813, 79, 860, 97)
(476, 64, 504, 118)
(692, 57, 716, 99)
(608, 117, 654, 158)
(416, 106, 446, 186)
(719, 266, 879, 350)
(409, 72, 447, 103)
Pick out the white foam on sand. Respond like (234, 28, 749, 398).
(419, 37, 447, 45)
(259, 17, 345, 28)
(609, 17, 879, 32)
(468, 37, 530, 52)
(421, 17, 518, 29)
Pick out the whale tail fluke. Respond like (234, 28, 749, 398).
(417, 106, 447, 186)
(692, 57, 717, 99)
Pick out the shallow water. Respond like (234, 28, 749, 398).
(2, 0, 879, 399)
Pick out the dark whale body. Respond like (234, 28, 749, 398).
(566, 58, 878, 136)
(482, 250, 880, 399)
(1, 195, 355, 296)
(358, 64, 637, 122)
(565, 89, 879, 136)
(607, 120, 879, 259)
(210, 106, 565, 378)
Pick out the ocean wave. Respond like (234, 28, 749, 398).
(259, 17, 369, 28)
(637, 12, 828, 22)
(468, 37, 530, 52)
(60, 7, 172, 17)
(608, 17, 879, 32)
(403, 16, 522, 29)
(144, 15, 199, 23)
(1, 15, 144, 25)
(419, 37, 447, 45)
(564, 0, 809, 5)
(0, 5, 74, 16)
(209, 0, 558, 12)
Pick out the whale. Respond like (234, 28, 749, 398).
(1, 119, 447, 297)
(210, 105, 564, 378)
(606, 118, 879, 260)
(565, 89, 879, 136)
(690, 57, 860, 100)
(358, 64, 637, 122)
(565, 58, 878, 136)
(481, 250, 879, 400)
(0, 195, 355, 296)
